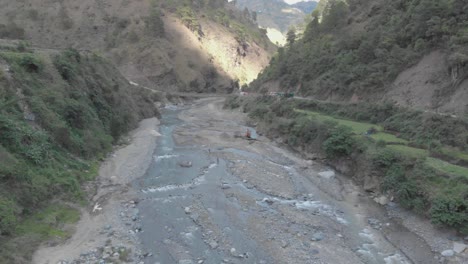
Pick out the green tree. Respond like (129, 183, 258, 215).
(323, 125, 355, 158)
(286, 27, 297, 45)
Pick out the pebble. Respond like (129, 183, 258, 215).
(230, 248, 237, 256)
(453, 242, 467, 254)
(311, 232, 325, 241)
(209, 241, 219, 249)
(281, 240, 289, 248)
(185, 207, 192, 214)
(441, 250, 455, 257)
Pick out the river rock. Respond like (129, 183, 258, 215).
(311, 232, 325, 241)
(373, 196, 389, 205)
(453, 242, 467, 254)
(179, 161, 193, 168)
(209, 240, 218, 249)
(441, 250, 455, 257)
(318, 170, 335, 179)
(230, 248, 237, 256)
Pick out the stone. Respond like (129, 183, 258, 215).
(263, 198, 274, 205)
(311, 232, 325, 241)
(441, 250, 455, 257)
(209, 241, 218, 249)
(179, 161, 193, 168)
(184, 207, 192, 214)
(453, 242, 467, 254)
(281, 240, 289, 248)
(221, 184, 231, 190)
(230, 248, 237, 256)
(310, 249, 320, 255)
(318, 170, 335, 179)
(373, 196, 389, 206)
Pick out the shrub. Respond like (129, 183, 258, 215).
(0, 198, 18, 235)
(0, 23, 25, 39)
(372, 148, 398, 168)
(323, 125, 355, 158)
(430, 197, 468, 232)
(18, 54, 43, 73)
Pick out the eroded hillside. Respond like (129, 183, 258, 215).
(0, 0, 275, 92)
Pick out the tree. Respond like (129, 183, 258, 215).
(252, 11, 257, 22)
(146, 3, 165, 37)
(286, 27, 297, 45)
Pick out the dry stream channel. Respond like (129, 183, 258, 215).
(133, 98, 441, 264)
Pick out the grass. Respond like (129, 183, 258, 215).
(387, 145, 429, 159)
(16, 204, 80, 239)
(296, 109, 383, 133)
(296, 109, 408, 144)
(426, 157, 468, 179)
(440, 147, 468, 163)
(371, 132, 409, 144)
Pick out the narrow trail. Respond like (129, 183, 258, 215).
(134, 98, 439, 264)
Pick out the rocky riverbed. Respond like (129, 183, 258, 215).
(33, 98, 468, 264)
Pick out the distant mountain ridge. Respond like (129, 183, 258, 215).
(235, 0, 317, 45)
(291, 1, 318, 13)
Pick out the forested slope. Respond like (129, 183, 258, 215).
(0, 44, 159, 262)
(251, 0, 468, 114)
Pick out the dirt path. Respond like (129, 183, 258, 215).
(32, 118, 160, 264)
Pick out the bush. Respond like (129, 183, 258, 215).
(18, 54, 43, 73)
(53, 49, 80, 81)
(0, 23, 25, 39)
(323, 125, 355, 158)
(0, 198, 18, 235)
(430, 197, 468, 232)
(372, 148, 398, 168)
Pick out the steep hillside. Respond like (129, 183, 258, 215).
(0, 0, 275, 91)
(251, 0, 468, 114)
(0, 43, 159, 262)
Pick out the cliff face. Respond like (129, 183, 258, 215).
(0, 0, 275, 92)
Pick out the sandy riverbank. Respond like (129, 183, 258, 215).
(32, 118, 160, 264)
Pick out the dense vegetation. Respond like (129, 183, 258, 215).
(0, 46, 159, 262)
(251, 0, 468, 100)
(225, 95, 468, 234)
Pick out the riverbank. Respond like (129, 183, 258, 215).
(32, 118, 160, 264)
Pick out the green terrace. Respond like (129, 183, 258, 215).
(295, 109, 468, 179)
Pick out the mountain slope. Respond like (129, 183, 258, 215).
(251, 0, 468, 114)
(292, 1, 319, 13)
(235, 0, 317, 45)
(0, 0, 275, 92)
(0, 43, 159, 262)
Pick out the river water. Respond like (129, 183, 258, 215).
(134, 102, 437, 264)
